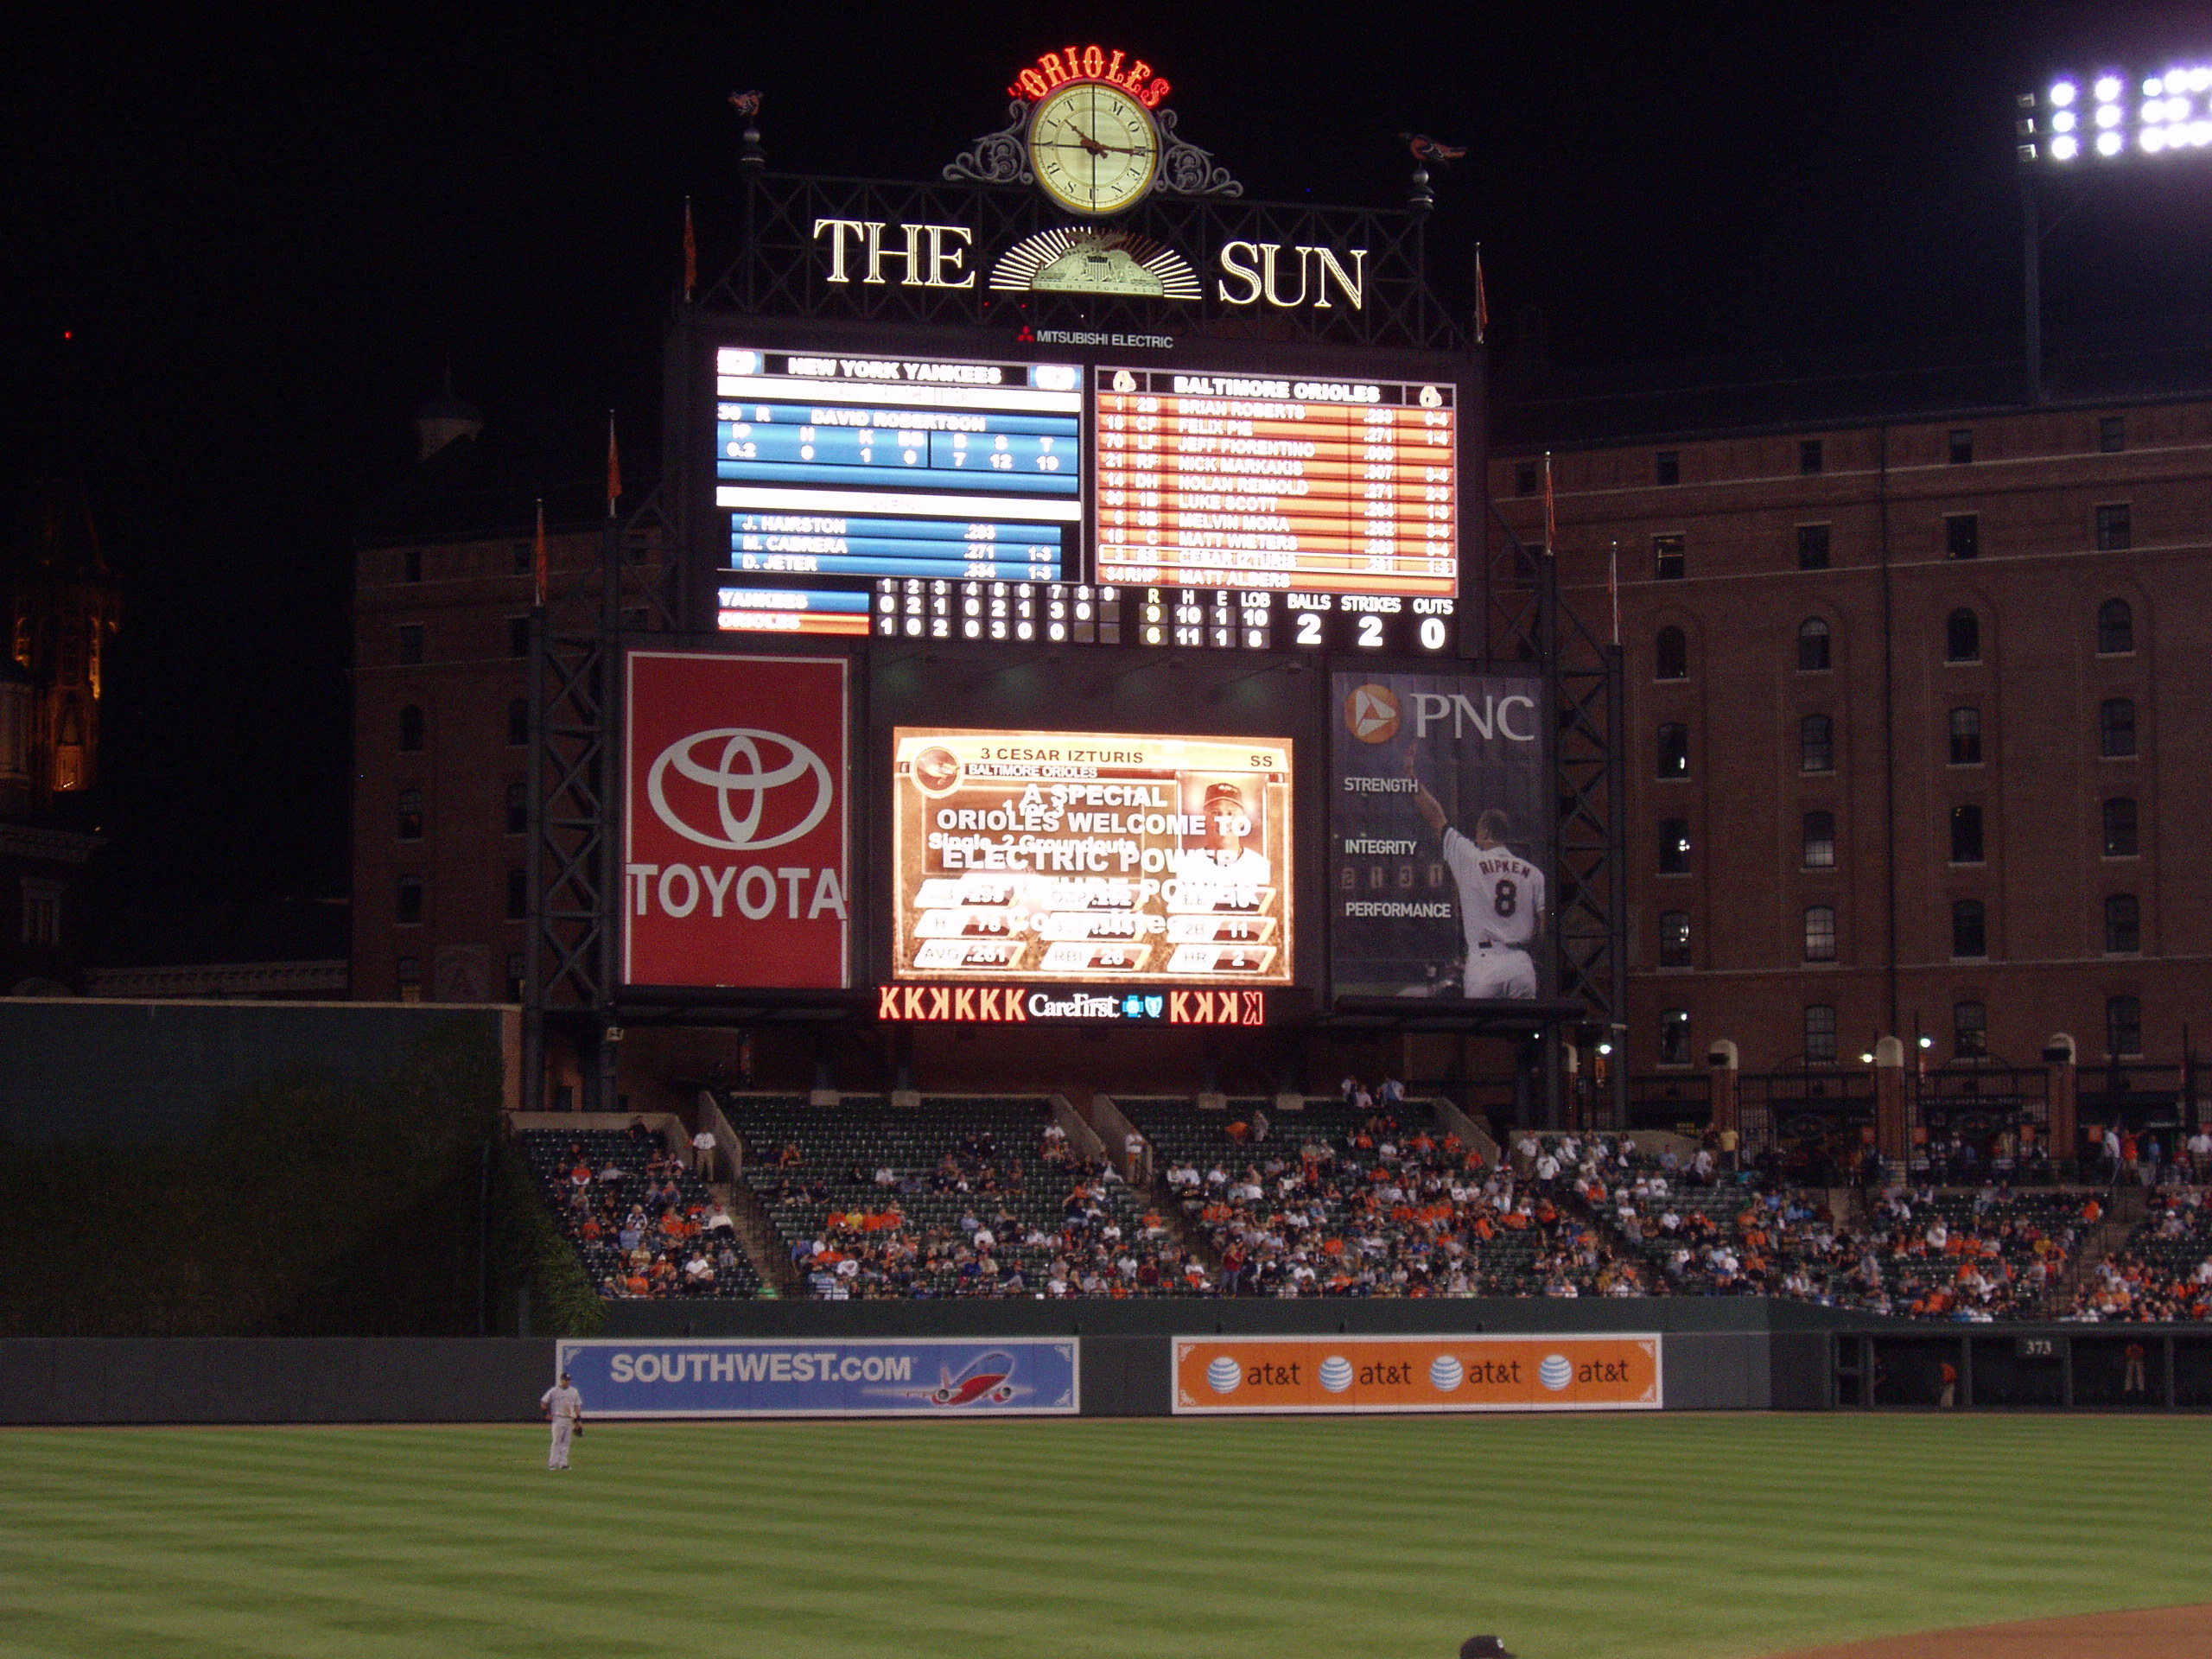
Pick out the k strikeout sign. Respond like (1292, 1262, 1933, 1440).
(622, 652, 849, 988)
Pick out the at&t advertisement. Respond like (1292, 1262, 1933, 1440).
(892, 728, 1293, 983)
(1330, 672, 1548, 1000)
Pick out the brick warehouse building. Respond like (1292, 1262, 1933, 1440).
(1493, 387, 2212, 1085)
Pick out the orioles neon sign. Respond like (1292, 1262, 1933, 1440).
(876, 984, 1263, 1025)
(1007, 46, 1169, 109)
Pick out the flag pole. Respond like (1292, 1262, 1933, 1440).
(607, 412, 621, 519)
(1541, 451, 1556, 558)
(1608, 539, 1620, 647)
(533, 497, 548, 610)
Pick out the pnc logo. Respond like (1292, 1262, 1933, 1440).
(1344, 684, 1401, 744)
(646, 728, 834, 852)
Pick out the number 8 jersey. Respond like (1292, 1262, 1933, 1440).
(1442, 828, 1545, 950)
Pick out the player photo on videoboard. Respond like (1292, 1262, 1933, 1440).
(1330, 672, 1548, 1001)
(891, 728, 1294, 984)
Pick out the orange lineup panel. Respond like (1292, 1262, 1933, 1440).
(1171, 1335, 1662, 1413)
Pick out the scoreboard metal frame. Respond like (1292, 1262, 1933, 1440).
(673, 314, 1482, 661)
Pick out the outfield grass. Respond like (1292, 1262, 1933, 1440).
(0, 1415, 2205, 1659)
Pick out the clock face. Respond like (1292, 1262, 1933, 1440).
(1027, 81, 1160, 216)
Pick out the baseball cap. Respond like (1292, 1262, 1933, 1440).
(1460, 1639, 1516, 1659)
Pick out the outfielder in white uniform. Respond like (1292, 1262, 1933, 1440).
(1411, 778, 1545, 1000)
(541, 1372, 583, 1470)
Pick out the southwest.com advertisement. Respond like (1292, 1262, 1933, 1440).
(890, 728, 1293, 983)
(1173, 1335, 1662, 1414)
(1330, 672, 1548, 1001)
(556, 1338, 1079, 1417)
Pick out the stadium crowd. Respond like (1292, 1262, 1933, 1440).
(2064, 1186, 2212, 1321)
(521, 1123, 755, 1299)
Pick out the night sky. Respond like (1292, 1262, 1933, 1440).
(11, 3, 2212, 913)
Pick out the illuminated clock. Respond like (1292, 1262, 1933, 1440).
(1027, 80, 1160, 216)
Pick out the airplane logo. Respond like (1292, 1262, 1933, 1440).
(1346, 683, 1402, 744)
(874, 1349, 1026, 1408)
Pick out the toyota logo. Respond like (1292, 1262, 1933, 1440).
(645, 728, 833, 851)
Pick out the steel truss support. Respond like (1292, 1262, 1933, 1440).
(1486, 501, 1630, 1130)
(521, 484, 682, 1112)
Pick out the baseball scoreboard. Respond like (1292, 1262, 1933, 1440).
(710, 346, 1461, 655)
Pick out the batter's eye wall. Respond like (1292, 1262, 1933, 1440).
(863, 653, 1326, 995)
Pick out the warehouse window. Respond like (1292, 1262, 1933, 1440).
(397, 624, 424, 665)
(1954, 1001, 1987, 1058)
(1951, 899, 1986, 959)
(21, 880, 60, 948)
(396, 874, 424, 925)
(1658, 817, 1692, 874)
(1802, 810, 1836, 869)
(2105, 893, 2140, 955)
(1515, 461, 1538, 497)
(403, 547, 423, 583)
(2103, 798, 2138, 857)
(1803, 905, 1838, 962)
(398, 704, 426, 752)
(1946, 608, 1980, 663)
(1948, 429, 1974, 465)
(2099, 415, 2126, 454)
(1656, 722, 1689, 779)
(512, 541, 532, 575)
(1803, 1005, 1838, 1063)
(397, 957, 423, 1004)
(2107, 995, 2143, 1058)
(1948, 707, 1981, 766)
(507, 617, 531, 658)
(2096, 598, 2133, 655)
(1796, 524, 1830, 569)
(1950, 804, 1985, 864)
(1653, 534, 1685, 580)
(1797, 618, 1831, 671)
(506, 868, 529, 921)
(2096, 503, 2131, 551)
(1659, 1009, 1692, 1065)
(1658, 911, 1692, 969)
(1656, 450, 1680, 486)
(505, 952, 526, 1001)
(507, 697, 529, 747)
(2101, 697, 2137, 758)
(397, 788, 423, 841)
(1800, 714, 1834, 774)
(1655, 626, 1688, 680)
(1799, 439, 1824, 475)
(1946, 513, 1979, 561)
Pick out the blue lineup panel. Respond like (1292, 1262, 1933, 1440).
(711, 351, 1083, 624)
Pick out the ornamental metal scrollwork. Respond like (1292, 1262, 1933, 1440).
(1152, 108, 1243, 198)
(942, 100, 1034, 185)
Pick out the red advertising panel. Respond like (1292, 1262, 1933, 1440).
(623, 652, 849, 988)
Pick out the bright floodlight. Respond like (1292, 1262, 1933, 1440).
(2095, 102, 2123, 127)
(2053, 109, 2077, 131)
(2098, 130, 2125, 155)
(2051, 134, 2080, 160)
(2050, 80, 2077, 105)
(2095, 75, 2123, 100)
(2146, 78, 2165, 95)
(2145, 128, 2167, 151)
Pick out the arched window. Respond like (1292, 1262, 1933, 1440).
(1950, 804, 1985, 863)
(506, 697, 530, 747)
(1803, 1005, 1838, 1063)
(1658, 911, 1691, 969)
(396, 957, 423, 1004)
(1951, 899, 1986, 958)
(397, 789, 423, 841)
(2107, 995, 2143, 1058)
(1654, 626, 1688, 680)
(2097, 598, 2133, 655)
(396, 874, 424, 925)
(1949, 707, 1981, 766)
(1799, 714, 1834, 773)
(2101, 697, 2137, 757)
(1797, 618, 1831, 671)
(1657, 817, 1691, 874)
(398, 704, 426, 752)
(2104, 893, 2140, 954)
(1802, 810, 1836, 868)
(1656, 722, 1689, 779)
(2102, 797, 2138, 857)
(1659, 1009, 1692, 1065)
(1803, 905, 1837, 962)
(1954, 1001, 1987, 1058)
(1946, 607, 1980, 662)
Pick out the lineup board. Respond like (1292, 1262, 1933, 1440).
(1091, 369, 1456, 597)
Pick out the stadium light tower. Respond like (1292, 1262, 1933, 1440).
(2015, 62, 2212, 399)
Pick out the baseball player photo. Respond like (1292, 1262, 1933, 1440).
(1172, 779, 1273, 894)
(541, 1371, 584, 1470)
(1409, 766, 1546, 999)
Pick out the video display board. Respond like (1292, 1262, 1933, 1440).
(889, 728, 1293, 984)
(1093, 368, 1455, 596)
(1329, 671, 1548, 1001)
(713, 348, 1083, 634)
